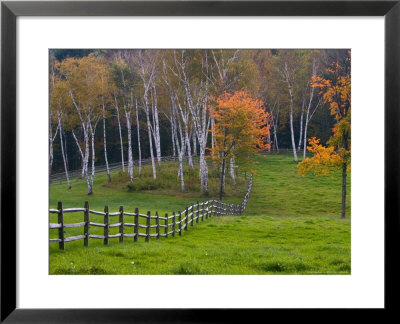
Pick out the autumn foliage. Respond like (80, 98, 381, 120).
(298, 53, 351, 218)
(297, 137, 342, 176)
(210, 91, 270, 199)
(211, 91, 271, 165)
(298, 56, 351, 176)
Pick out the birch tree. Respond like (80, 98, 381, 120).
(49, 64, 60, 177)
(50, 76, 70, 187)
(49, 106, 60, 178)
(58, 54, 108, 194)
(162, 55, 189, 191)
(111, 52, 136, 182)
(277, 51, 301, 162)
(174, 50, 211, 192)
(99, 61, 114, 182)
(302, 57, 322, 160)
(268, 101, 280, 151)
(133, 50, 160, 179)
(298, 55, 351, 218)
(114, 95, 125, 172)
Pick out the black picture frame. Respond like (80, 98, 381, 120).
(1, 0, 398, 322)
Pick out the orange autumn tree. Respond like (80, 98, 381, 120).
(211, 91, 270, 200)
(298, 55, 351, 218)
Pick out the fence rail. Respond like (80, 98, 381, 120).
(49, 175, 253, 250)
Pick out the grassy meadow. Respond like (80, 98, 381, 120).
(49, 154, 351, 275)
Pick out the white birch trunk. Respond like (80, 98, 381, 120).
(125, 111, 134, 182)
(172, 122, 176, 159)
(211, 115, 215, 157)
(58, 117, 71, 189)
(303, 116, 310, 160)
(298, 97, 305, 151)
(185, 129, 193, 168)
(114, 99, 125, 172)
(63, 129, 69, 172)
(102, 106, 111, 182)
(274, 127, 279, 152)
(49, 119, 59, 178)
(289, 99, 298, 162)
(284, 62, 298, 162)
(71, 130, 85, 178)
(151, 86, 162, 169)
(145, 111, 157, 180)
(84, 129, 90, 180)
(87, 123, 97, 195)
(136, 101, 142, 176)
(230, 157, 236, 185)
(176, 119, 186, 192)
(302, 58, 320, 161)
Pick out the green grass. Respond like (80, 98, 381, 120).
(49, 153, 351, 275)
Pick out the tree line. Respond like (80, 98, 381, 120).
(50, 49, 350, 197)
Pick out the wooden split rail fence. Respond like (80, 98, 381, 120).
(49, 176, 253, 250)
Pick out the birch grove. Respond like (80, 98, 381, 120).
(50, 49, 342, 195)
(176, 50, 211, 193)
(134, 50, 159, 179)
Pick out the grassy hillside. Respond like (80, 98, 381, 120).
(49, 154, 351, 275)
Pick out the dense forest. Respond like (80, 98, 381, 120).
(50, 49, 350, 195)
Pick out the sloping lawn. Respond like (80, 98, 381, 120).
(49, 154, 350, 274)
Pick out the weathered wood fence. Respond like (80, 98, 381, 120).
(49, 176, 253, 250)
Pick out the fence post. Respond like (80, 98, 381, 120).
(172, 212, 176, 237)
(84, 201, 89, 247)
(165, 213, 169, 237)
(134, 208, 139, 242)
(184, 207, 188, 231)
(156, 211, 160, 239)
(146, 211, 151, 242)
(57, 201, 65, 250)
(119, 205, 124, 243)
(178, 211, 182, 236)
(196, 201, 200, 224)
(204, 201, 208, 220)
(104, 205, 109, 245)
(190, 204, 194, 226)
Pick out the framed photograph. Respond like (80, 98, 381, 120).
(1, 0, 398, 321)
